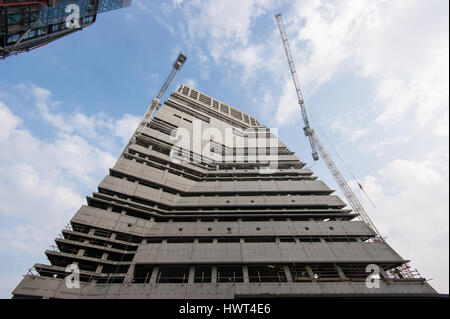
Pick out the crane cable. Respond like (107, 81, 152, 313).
(307, 112, 377, 208)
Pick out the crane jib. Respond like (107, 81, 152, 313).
(275, 13, 383, 240)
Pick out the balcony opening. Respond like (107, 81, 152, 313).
(194, 266, 212, 283)
(133, 265, 154, 283)
(289, 265, 310, 282)
(244, 237, 276, 243)
(217, 265, 243, 283)
(101, 265, 130, 274)
(310, 264, 340, 281)
(166, 237, 194, 243)
(198, 238, 214, 243)
(157, 266, 190, 283)
(248, 265, 287, 283)
(217, 237, 240, 243)
(340, 264, 371, 280)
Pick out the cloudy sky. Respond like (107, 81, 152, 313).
(0, 0, 448, 296)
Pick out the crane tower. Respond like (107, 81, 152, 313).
(275, 13, 383, 240)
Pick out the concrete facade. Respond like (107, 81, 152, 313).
(11, 85, 437, 298)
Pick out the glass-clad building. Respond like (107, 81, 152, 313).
(0, 0, 132, 59)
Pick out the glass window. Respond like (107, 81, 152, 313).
(7, 33, 21, 44)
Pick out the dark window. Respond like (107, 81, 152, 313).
(310, 264, 340, 280)
(198, 238, 214, 243)
(146, 238, 163, 244)
(289, 265, 310, 282)
(133, 265, 154, 283)
(340, 264, 369, 279)
(217, 237, 240, 243)
(93, 229, 111, 238)
(166, 237, 194, 243)
(83, 249, 103, 259)
(194, 266, 212, 283)
(157, 266, 190, 283)
(217, 265, 243, 283)
(298, 237, 321, 242)
(101, 265, 129, 274)
(244, 237, 276, 243)
(248, 265, 287, 283)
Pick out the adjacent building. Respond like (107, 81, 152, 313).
(11, 85, 437, 298)
(0, 0, 132, 59)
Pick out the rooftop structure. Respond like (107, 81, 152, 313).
(11, 84, 437, 298)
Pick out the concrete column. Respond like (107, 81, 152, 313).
(95, 264, 103, 273)
(335, 264, 346, 280)
(284, 265, 293, 282)
(124, 264, 135, 284)
(188, 266, 195, 283)
(211, 266, 217, 283)
(305, 266, 316, 281)
(76, 249, 85, 257)
(149, 266, 159, 284)
(242, 266, 249, 283)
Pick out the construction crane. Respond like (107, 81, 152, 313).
(275, 13, 383, 240)
(122, 52, 187, 155)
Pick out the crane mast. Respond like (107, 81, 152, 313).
(122, 52, 187, 155)
(275, 13, 383, 240)
(275, 14, 319, 161)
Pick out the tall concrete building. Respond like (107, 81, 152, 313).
(12, 85, 437, 298)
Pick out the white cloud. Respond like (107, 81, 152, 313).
(267, 0, 449, 130)
(0, 84, 140, 258)
(114, 114, 141, 143)
(0, 102, 21, 140)
(328, 109, 371, 142)
(178, 0, 276, 60)
(0, 84, 146, 298)
(183, 78, 198, 89)
(360, 149, 449, 293)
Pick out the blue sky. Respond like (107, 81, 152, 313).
(0, 0, 448, 296)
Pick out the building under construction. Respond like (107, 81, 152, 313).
(11, 83, 438, 298)
(0, 0, 131, 59)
